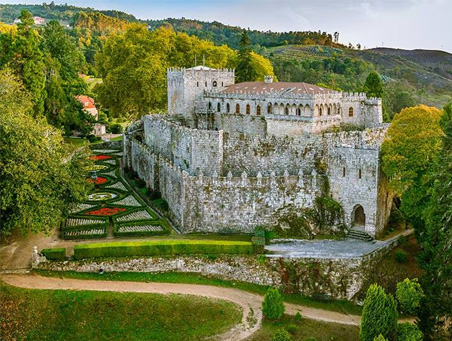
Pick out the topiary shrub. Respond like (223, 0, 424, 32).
(272, 328, 291, 341)
(295, 311, 302, 321)
(286, 324, 297, 335)
(262, 287, 285, 320)
(397, 323, 423, 341)
(396, 278, 424, 315)
(360, 284, 398, 341)
(395, 250, 408, 263)
(41, 248, 66, 260)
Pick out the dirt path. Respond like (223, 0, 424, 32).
(1, 274, 366, 340)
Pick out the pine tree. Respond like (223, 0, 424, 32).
(360, 284, 398, 341)
(236, 30, 258, 83)
(262, 287, 285, 320)
(364, 71, 384, 98)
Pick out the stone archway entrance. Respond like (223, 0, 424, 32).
(353, 205, 365, 226)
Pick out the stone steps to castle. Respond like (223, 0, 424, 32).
(347, 229, 375, 242)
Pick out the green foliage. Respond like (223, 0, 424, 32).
(262, 287, 285, 320)
(41, 248, 66, 260)
(73, 240, 254, 259)
(295, 311, 302, 321)
(236, 30, 257, 82)
(364, 71, 384, 98)
(0, 70, 92, 237)
(272, 328, 292, 341)
(373, 335, 388, 341)
(360, 284, 398, 341)
(397, 323, 423, 341)
(396, 278, 424, 315)
(394, 250, 408, 264)
(110, 123, 122, 134)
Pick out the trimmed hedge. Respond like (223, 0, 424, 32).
(41, 248, 66, 260)
(73, 240, 254, 259)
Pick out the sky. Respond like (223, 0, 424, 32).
(4, 0, 452, 53)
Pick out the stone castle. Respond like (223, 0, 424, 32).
(124, 66, 392, 237)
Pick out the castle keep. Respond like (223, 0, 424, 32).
(124, 66, 392, 237)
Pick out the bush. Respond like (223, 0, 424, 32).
(262, 287, 285, 320)
(87, 135, 101, 143)
(272, 328, 291, 341)
(295, 311, 302, 321)
(396, 278, 424, 315)
(360, 284, 398, 341)
(73, 240, 254, 259)
(41, 248, 66, 260)
(397, 323, 423, 341)
(373, 335, 388, 341)
(395, 250, 408, 263)
(110, 123, 122, 134)
(286, 324, 297, 334)
(305, 338, 317, 341)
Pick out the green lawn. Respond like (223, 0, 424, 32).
(34, 270, 363, 316)
(0, 281, 241, 341)
(248, 315, 360, 341)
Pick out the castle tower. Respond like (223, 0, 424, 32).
(167, 66, 235, 117)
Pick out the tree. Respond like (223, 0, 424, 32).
(360, 284, 398, 341)
(272, 328, 291, 341)
(236, 30, 258, 83)
(396, 278, 424, 315)
(417, 103, 452, 340)
(373, 335, 388, 341)
(249, 52, 276, 81)
(0, 69, 92, 237)
(397, 323, 423, 341)
(364, 71, 384, 98)
(381, 105, 443, 233)
(262, 287, 285, 320)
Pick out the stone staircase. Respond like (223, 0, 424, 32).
(347, 229, 375, 242)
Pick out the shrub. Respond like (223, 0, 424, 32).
(73, 240, 254, 259)
(397, 323, 423, 341)
(272, 328, 291, 341)
(286, 324, 297, 334)
(295, 311, 302, 321)
(373, 335, 388, 341)
(41, 248, 66, 260)
(305, 338, 317, 341)
(360, 284, 398, 341)
(395, 250, 408, 263)
(396, 278, 424, 315)
(110, 123, 122, 134)
(262, 287, 285, 320)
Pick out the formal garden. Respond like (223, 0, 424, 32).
(62, 147, 170, 240)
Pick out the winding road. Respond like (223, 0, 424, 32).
(1, 274, 363, 340)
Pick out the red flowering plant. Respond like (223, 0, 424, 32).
(86, 176, 108, 185)
(85, 207, 126, 216)
(89, 155, 112, 161)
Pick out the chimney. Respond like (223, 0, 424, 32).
(264, 75, 273, 84)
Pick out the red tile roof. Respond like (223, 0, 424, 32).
(221, 82, 338, 95)
(76, 95, 96, 109)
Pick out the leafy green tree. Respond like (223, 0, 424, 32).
(417, 103, 452, 340)
(360, 284, 398, 341)
(381, 105, 443, 234)
(396, 278, 424, 315)
(272, 328, 292, 341)
(0, 69, 92, 237)
(373, 335, 388, 341)
(236, 30, 258, 83)
(262, 287, 285, 320)
(364, 71, 384, 98)
(397, 323, 423, 341)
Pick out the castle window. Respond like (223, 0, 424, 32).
(236, 103, 240, 114)
(343, 167, 346, 177)
(349, 107, 354, 117)
(222, 82, 224, 86)
(285, 107, 289, 115)
(246, 104, 251, 115)
(227, 103, 230, 113)
(205, 81, 207, 87)
(256, 105, 261, 116)
(328, 107, 331, 115)
(208, 102, 212, 111)
(213, 81, 217, 87)
(197, 81, 199, 87)
(217, 103, 221, 112)
(319, 107, 323, 116)
(267, 104, 272, 114)
(296, 108, 301, 116)
(358, 169, 362, 179)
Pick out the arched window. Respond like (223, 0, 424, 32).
(217, 103, 221, 112)
(267, 104, 272, 114)
(328, 107, 331, 115)
(296, 108, 301, 116)
(227, 103, 230, 113)
(197, 81, 199, 87)
(236, 103, 240, 114)
(349, 107, 354, 117)
(285, 107, 289, 115)
(208, 102, 212, 111)
(319, 107, 323, 116)
(246, 104, 251, 115)
(205, 81, 207, 87)
(256, 105, 261, 116)
(213, 81, 217, 87)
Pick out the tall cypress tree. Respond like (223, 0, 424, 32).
(235, 30, 257, 83)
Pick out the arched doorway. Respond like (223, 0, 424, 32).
(353, 205, 365, 226)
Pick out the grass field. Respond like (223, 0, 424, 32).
(34, 270, 363, 316)
(0, 281, 241, 341)
(248, 315, 360, 341)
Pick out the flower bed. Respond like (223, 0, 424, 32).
(115, 209, 156, 222)
(86, 176, 108, 185)
(113, 220, 170, 237)
(89, 165, 108, 172)
(112, 195, 142, 207)
(89, 155, 112, 161)
(87, 192, 118, 201)
(62, 227, 107, 240)
(66, 217, 107, 227)
(85, 207, 126, 216)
